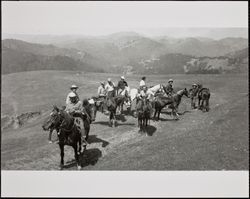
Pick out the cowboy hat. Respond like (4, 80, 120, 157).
(70, 84, 78, 89)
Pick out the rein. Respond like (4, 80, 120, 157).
(59, 118, 75, 133)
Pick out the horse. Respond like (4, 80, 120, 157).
(198, 88, 210, 112)
(148, 84, 166, 95)
(42, 114, 60, 143)
(102, 96, 118, 127)
(91, 94, 118, 127)
(136, 97, 151, 132)
(115, 87, 130, 114)
(153, 88, 189, 121)
(42, 105, 67, 143)
(188, 84, 203, 109)
(42, 106, 90, 170)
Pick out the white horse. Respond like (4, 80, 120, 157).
(148, 84, 165, 94)
(129, 84, 165, 102)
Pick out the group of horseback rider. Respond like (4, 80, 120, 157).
(63, 77, 201, 144)
(65, 76, 176, 115)
(65, 76, 200, 114)
(97, 76, 128, 98)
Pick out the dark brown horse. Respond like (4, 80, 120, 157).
(136, 97, 152, 132)
(42, 114, 60, 143)
(42, 106, 89, 170)
(91, 90, 128, 127)
(153, 88, 189, 120)
(198, 88, 210, 112)
(91, 95, 118, 127)
(103, 96, 118, 127)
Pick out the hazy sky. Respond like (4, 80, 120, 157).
(2, 1, 248, 36)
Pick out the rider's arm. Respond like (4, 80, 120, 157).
(97, 86, 101, 95)
(66, 94, 70, 105)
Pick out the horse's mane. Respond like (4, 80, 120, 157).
(59, 109, 73, 123)
(176, 89, 184, 95)
(82, 99, 89, 107)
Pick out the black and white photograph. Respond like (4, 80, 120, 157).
(1, 1, 249, 197)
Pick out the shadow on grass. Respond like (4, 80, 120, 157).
(93, 121, 135, 127)
(87, 135, 109, 148)
(80, 148, 102, 167)
(63, 148, 103, 169)
(145, 125, 157, 136)
(115, 114, 127, 122)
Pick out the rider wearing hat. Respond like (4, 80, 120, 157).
(66, 84, 80, 105)
(165, 79, 174, 96)
(117, 76, 128, 95)
(97, 81, 106, 98)
(136, 85, 153, 116)
(65, 92, 89, 151)
(190, 83, 199, 109)
(139, 76, 146, 90)
(65, 92, 83, 114)
(105, 78, 115, 98)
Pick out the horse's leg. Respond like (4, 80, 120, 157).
(142, 118, 145, 132)
(74, 145, 81, 170)
(109, 112, 112, 127)
(207, 98, 210, 112)
(198, 98, 201, 109)
(157, 108, 161, 121)
(201, 99, 205, 112)
(59, 144, 64, 170)
(78, 140, 81, 155)
(138, 117, 142, 132)
(153, 108, 157, 121)
(85, 127, 90, 141)
(48, 129, 53, 143)
(113, 111, 116, 127)
(191, 98, 195, 109)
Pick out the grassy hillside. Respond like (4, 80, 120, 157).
(1, 71, 248, 170)
(2, 39, 106, 74)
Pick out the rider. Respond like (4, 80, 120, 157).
(117, 76, 128, 95)
(165, 79, 174, 96)
(105, 78, 115, 98)
(136, 85, 153, 115)
(66, 84, 80, 105)
(139, 76, 146, 90)
(190, 83, 202, 109)
(97, 81, 106, 99)
(65, 92, 89, 150)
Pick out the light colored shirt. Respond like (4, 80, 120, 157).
(105, 82, 115, 92)
(97, 85, 106, 96)
(66, 92, 80, 105)
(139, 80, 146, 87)
(65, 100, 83, 114)
(137, 90, 149, 99)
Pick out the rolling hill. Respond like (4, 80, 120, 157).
(2, 32, 248, 75)
(2, 39, 106, 74)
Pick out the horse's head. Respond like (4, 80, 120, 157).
(84, 98, 97, 122)
(42, 106, 63, 131)
(176, 88, 189, 98)
(183, 88, 189, 98)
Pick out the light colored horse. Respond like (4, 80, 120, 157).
(129, 84, 164, 103)
(129, 88, 139, 102)
(148, 84, 165, 94)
